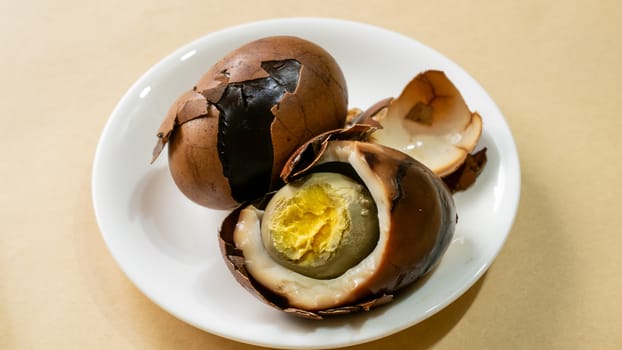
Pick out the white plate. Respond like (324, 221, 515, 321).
(92, 18, 520, 349)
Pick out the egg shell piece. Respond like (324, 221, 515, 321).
(365, 70, 483, 177)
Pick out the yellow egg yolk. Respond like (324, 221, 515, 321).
(268, 183, 350, 267)
(261, 172, 379, 279)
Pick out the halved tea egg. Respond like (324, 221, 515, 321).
(219, 132, 456, 318)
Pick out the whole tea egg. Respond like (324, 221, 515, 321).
(219, 128, 456, 318)
(152, 36, 348, 209)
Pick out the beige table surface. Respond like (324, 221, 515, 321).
(2, 0, 621, 349)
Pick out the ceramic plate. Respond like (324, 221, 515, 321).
(92, 18, 520, 349)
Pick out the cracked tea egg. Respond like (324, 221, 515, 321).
(151, 36, 348, 209)
(219, 129, 456, 319)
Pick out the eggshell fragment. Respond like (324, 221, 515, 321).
(357, 70, 483, 177)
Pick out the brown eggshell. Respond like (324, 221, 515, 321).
(279, 124, 378, 180)
(152, 36, 348, 209)
(219, 137, 456, 318)
(442, 147, 488, 192)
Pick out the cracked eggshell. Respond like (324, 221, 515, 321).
(219, 132, 456, 319)
(152, 36, 348, 209)
(355, 70, 483, 177)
